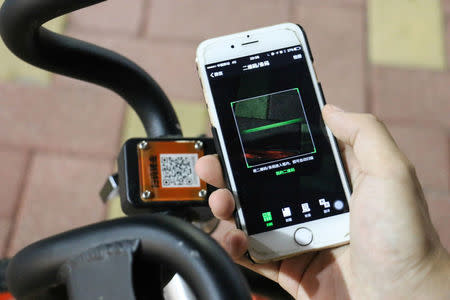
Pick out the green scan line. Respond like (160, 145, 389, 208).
(241, 118, 302, 134)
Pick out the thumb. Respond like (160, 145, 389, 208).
(322, 104, 410, 178)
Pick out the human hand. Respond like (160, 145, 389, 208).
(195, 104, 450, 299)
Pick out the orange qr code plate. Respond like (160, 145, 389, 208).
(137, 140, 208, 202)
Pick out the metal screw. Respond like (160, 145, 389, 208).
(138, 140, 148, 150)
(198, 189, 207, 198)
(194, 140, 203, 150)
(141, 190, 152, 199)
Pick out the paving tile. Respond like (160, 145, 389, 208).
(368, 0, 446, 70)
(300, 0, 366, 7)
(68, 0, 145, 35)
(446, 17, 450, 68)
(0, 218, 10, 256)
(106, 195, 125, 220)
(172, 101, 209, 137)
(56, 30, 202, 102)
(292, 4, 366, 112)
(146, 0, 290, 42)
(0, 147, 29, 218)
(386, 123, 449, 191)
(443, 0, 450, 15)
(372, 67, 450, 129)
(120, 106, 147, 144)
(7, 153, 111, 256)
(425, 190, 450, 251)
(0, 82, 125, 157)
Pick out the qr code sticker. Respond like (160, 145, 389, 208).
(160, 154, 200, 188)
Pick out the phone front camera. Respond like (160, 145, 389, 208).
(231, 45, 235, 48)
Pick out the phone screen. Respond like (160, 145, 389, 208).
(205, 45, 350, 235)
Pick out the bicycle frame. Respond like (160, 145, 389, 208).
(0, 1, 292, 299)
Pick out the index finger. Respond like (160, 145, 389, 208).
(195, 154, 227, 188)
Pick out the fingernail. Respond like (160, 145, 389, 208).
(328, 104, 344, 112)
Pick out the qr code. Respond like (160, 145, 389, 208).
(160, 154, 200, 188)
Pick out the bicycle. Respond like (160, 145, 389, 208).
(0, 0, 292, 299)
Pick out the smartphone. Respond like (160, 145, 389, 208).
(196, 23, 351, 263)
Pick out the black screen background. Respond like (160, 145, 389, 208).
(206, 46, 349, 235)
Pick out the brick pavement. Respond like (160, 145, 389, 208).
(146, 0, 292, 42)
(6, 153, 112, 255)
(291, 2, 367, 112)
(0, 147, 28, 220)
(69, 0, 147, 36)
(0, 0, 449, 259)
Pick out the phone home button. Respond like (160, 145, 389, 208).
(294, 227, 313, 246)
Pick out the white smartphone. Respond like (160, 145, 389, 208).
(196, 23, 351, 263)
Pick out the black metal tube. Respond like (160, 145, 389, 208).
(0, 0, 182, 137)
(6, 216, 251, 300)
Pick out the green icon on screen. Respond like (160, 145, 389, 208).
(262, 212, 272, 222)
(266, 222, 273, 227)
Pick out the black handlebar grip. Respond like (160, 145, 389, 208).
(6, 215, 251, 300)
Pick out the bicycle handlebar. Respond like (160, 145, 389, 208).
(0, 0, 182, 137)
(7, 215, 251, 299)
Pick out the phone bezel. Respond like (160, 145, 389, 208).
(196, 23, 351, 263)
